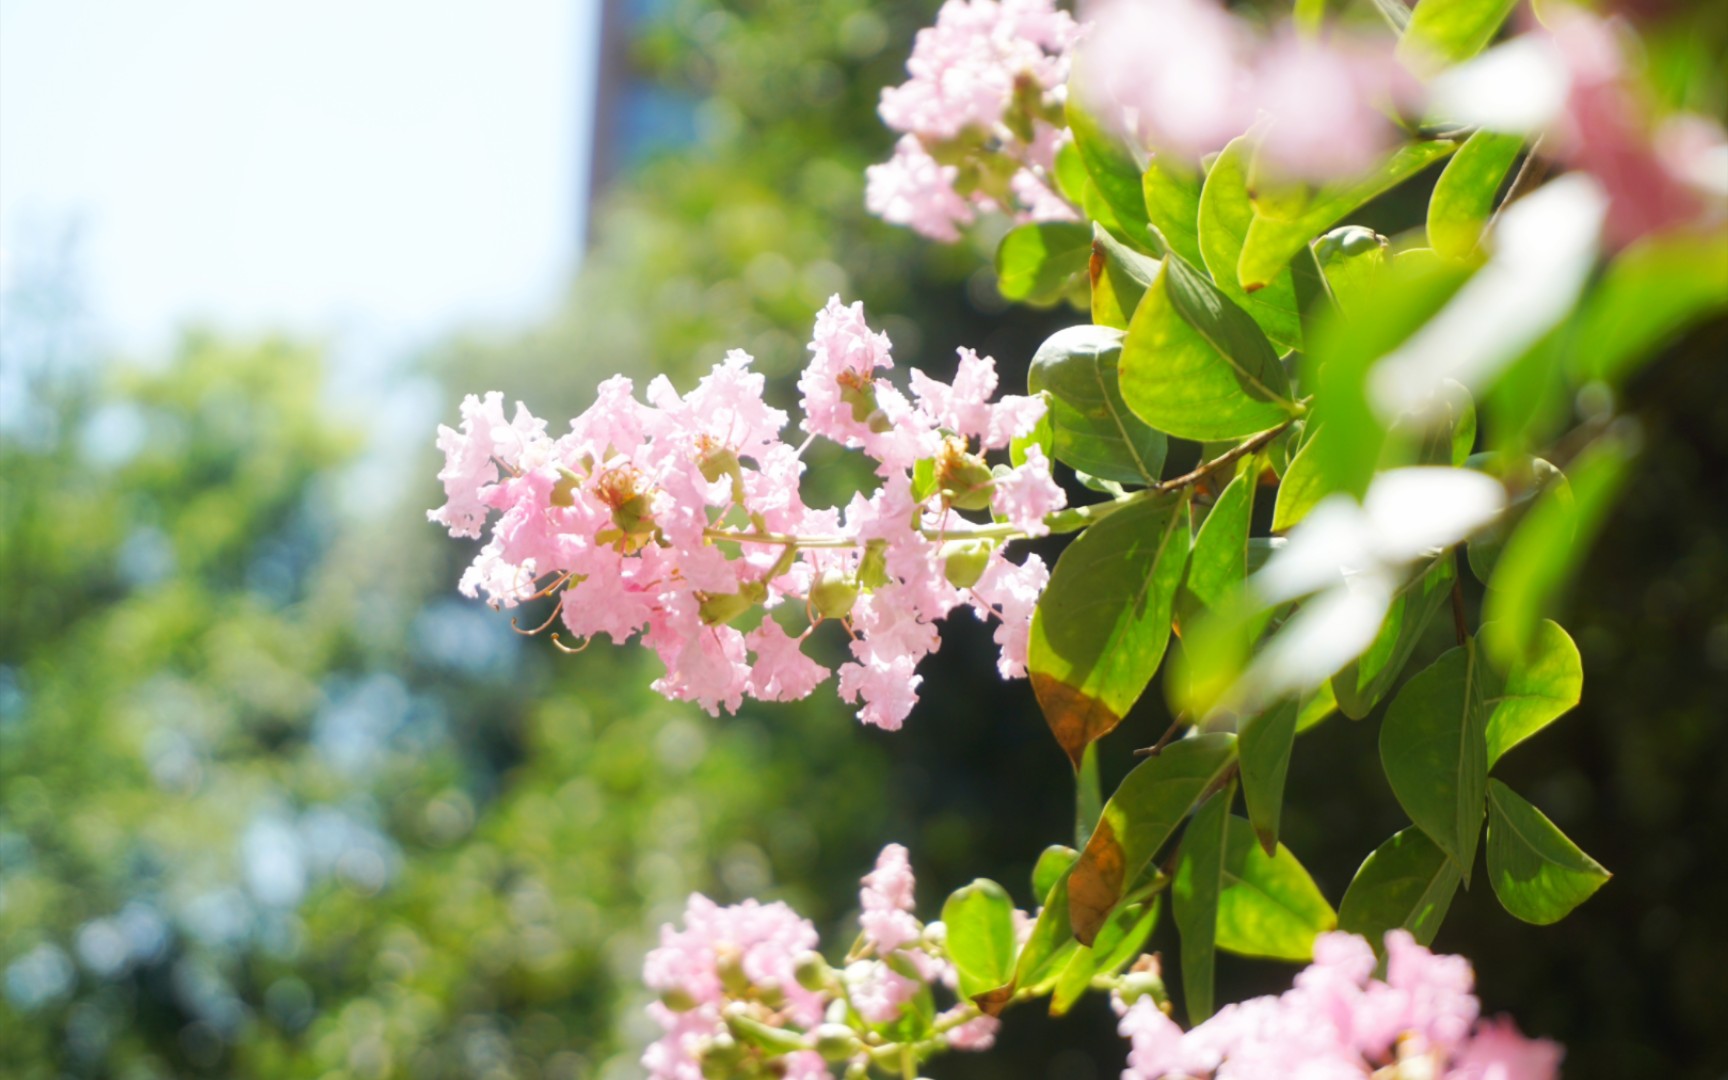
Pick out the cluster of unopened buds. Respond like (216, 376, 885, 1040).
(429, 296, 1064, 730)
(642, 845, 1007, 1080)
(1118, 930, 1561, 1079)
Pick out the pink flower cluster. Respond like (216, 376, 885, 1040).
(641, 845, 1002, 1079)
(1079, 0, 1416, 182)
(866, 0, 1083, 240)
(429, 296, 1062, 730)
(1117, 931, 1562, 1079)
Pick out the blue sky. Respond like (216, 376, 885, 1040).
(1, 0, 597, 355)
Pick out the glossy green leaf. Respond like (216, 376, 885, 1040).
(1033, 845, 1080, 903)
(1143, 156, 1205, 269)
(1048, 942, 1099, 1016)
(1121, 258, 1296, 441)
(996, 221, 1093, 304)
(1095, 894, 1162, 978)
(1067, 90, 1157, 255)
(1029, 325, 1168, 485)
(1427, 131, 1523, 260)
(1334, 555, 1457, 720)
(1486, 780, 1610, 924)
(1054, 139, 1090, 205)
(1379, 643, 1488, 882)
(1296, 682, 1338, 733)
(943, 878, 1020, 1001)
(1314, 226, 1388, 315)
(1484, 432, 1633, 666)
(1400, 0, 1521, 71)
(1090, 224, 1164, 329)
(1484, 619, 1582, 767)
(1239, 141, 1456, 291)
(1216, 816, 1337, 961)
(1272, 424, 1328, 532)
(1338, 827, 1461, 947)
(1069, 733, 1238, 945)
(1005, 867, 1080, 1006)
(1570, 228, 1728, 385)
(1174, 780, 1234, 1023)
(1239, 699, 1297, 854)
(1301, 252, 1475, 502)
(1201, 136, 1302, 351)
(1077, 742, 1104, 849)
(1184, 467, 1254, 618)
(1030, 492, 1191, 767)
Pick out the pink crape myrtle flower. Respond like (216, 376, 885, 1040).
(433, 297, 1060, 731)
(1118, 931, 1562, 1079)
(868, 0, 1083, 239)
(641, 895, 832, 1080)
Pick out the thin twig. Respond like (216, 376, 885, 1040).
(1134, 714, 1189, 757)
(1487, 137, 1549, 235)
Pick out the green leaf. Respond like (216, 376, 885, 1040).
(1201, 136, 1302, 351)
(1216, 817, 1337, 961)
(1121, 258, 1296, 441)
(1483, 432, 1633, 666)
(1465, 453, 1564, 583)
(943, 879, 1020, 1002)
(1094, 895, 1162, 977)
(1030, 492, 1191, 767)
(1054, 139, 1090, 205)
(1005, 868, 1080, 1006)
(1239, 141, 1456, 291)
(1239, 699, 1298, 854)
(1314, 226, 1389, 316)
(1296, 682, 1338, 733)
(1077, 742, 1104, 849)
(1569, 228, 1728, 385)
(1368, 0, 1412, 33)
(1010, 391, 1056, 469)
(1484, 619, 1582, 767)
(1379, 642, 1488, 882)
(1485, 780, 1610, 924)
(1090, 223, 1165, 329)
(1334, 555, 1457, 720)
(1400, 0, 1521, 71)
(1067, 89, 1157, 255)
(1033, 846, 1080, 903)
(1048, 942, 1099, 1016)
(1029, 325, 1169, 485)
(1338, 827, 1461, 947)
(1174, 780, 1234, 1024)
(1272, 424, 1328, 532)
(1301, 252, 1474, 502)
(996, 221, 1094, 304)
(1183, 467, 1254, 618)
(1069, 732, 1238, 945)
(1427, 131, 1523, 261)
(1143, 156, 1205, 269)
(1295, 0, 1326, 35)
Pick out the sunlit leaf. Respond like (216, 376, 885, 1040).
(1030, 492, 1191, 766)
(1216, 816, 1337, 961)
(1239, 699, 1297, 854)
(1174, 780, 1233, 1023)
(1400, 0, 1522, 72)
(1201, 136, 1302, 351)
(1029, 324, 1168, 484)
(1483, 619, 1582, 767)
(996, 221, 1093, 304)
(1143, 156, 1205, 268)
(1334, 555, 1457, 720)
(1090, 224, 1165, 329)
(1067, 89, 1157, 254)
(1239, 141, 1455, 291)
(1427, 130, 1523, 260)
(1338, 827, 1461, 947)
(1379, 642, 1488, 882)
(944, 878, 1020, 1003)
(1069, 733, 1237, 945)
(1121, 258, 1296, 441)
(1485, 780, 1610, 924)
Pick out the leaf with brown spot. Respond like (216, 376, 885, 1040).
(1068, 733, 1237, 944)
(1030, 492, 1192, 768)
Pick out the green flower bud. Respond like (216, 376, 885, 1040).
(699, 580, 769, 627)
(660, 986, 699, 1013)
(698, 445, 742, 485)
(942, 541, 992, 589)
(716, 945, 751, 998)
(808, 572, 859, 621)
(935, 436, 995, 511)
(699, 1034, 744, 1080)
